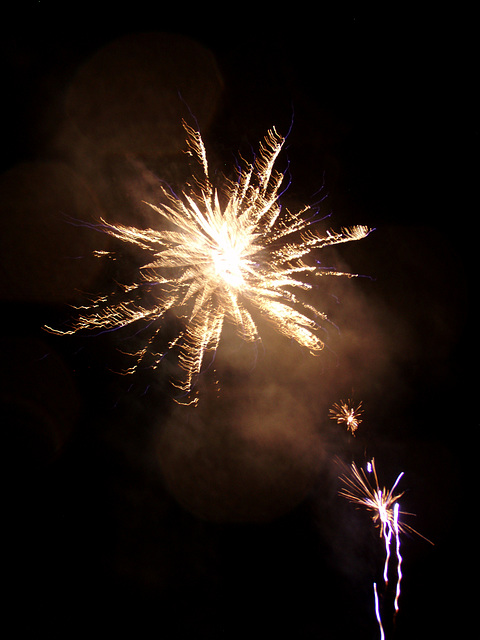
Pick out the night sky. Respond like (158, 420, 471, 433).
(2, 5, 473, 638)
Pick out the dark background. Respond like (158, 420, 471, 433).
(2, 4, 473, 638)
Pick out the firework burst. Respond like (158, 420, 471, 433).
(340, 458, 406, 540)
(329, 399, 363, 434)
(45, 121, 371, 402)
(340, 457, 432, 635)
(340, 458, 405, 636)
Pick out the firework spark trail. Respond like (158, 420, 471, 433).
(373, 582, 385, 640)
(45, 121, 371, 401)
(340, 459, 405, 593)
(341, 458, 404, 638)
(339, 456, 434, 637)
(393, 502, 403, 613)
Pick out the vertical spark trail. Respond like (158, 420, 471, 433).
(383, 516, 393, 584)
(373, 582, 385, 640)
(364, 462, 405, 589)
(339, 455, 431, 636)
(393, 502, 403, 613)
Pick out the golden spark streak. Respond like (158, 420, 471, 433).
(45, 121, 371, 401)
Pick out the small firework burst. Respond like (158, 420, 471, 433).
(329, 399, 363, 434)
(339, 458, 405, 540)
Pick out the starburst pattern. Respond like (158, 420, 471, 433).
(340, 458, 406, 540)
(46, 121, 371, 402)
(329, 399, 363, 434)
